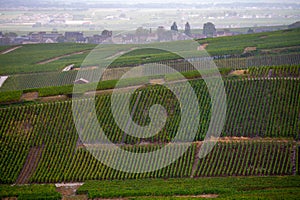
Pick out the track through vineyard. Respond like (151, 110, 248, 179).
(16, 146, 44, 184)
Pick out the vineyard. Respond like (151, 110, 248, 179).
(0, 54, 300, 92)
(0, 77, 299, 184)
(0, 28, 300, 199)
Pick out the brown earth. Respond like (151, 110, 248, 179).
(40, 95, 68, 102)
(56, 184, 87, 200)
(175, 194, 218, 198)
(197, 43, 208, 51)
(16, 146, 44, 184)
(229, 70, 248, 76)
(105, 48, 138, 60)
(260, 35, 268, 39)
(73, 66, 99, 71)
(243, 46, 257, 53)
(92, 194, 218, 200)
(37, 50, 90, 65)
(149, 78, 165, 85)
(1, 46, 22, 54)
(20, 92, 39, 101)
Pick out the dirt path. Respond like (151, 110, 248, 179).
(1, 46, 22, 54)
(84, 84, 147, 96)
(37, 50, 90, 65)
(191, 142, 202, 178)
(40, 95, 68, 102)
(105, 48, 137, 60)
(92, 194, 218, 199)
(16, 146, 44, 184)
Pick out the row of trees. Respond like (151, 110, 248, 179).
(170, 21, 216, 37)
(135, 21, 217, 41)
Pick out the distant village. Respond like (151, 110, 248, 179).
(0, 21, 284, 46)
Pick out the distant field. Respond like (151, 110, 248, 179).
(0, 43, 95, 75)
(0, 29, 300, 92)
(200, 28, 300, 56)
(0, 28, 300, 78)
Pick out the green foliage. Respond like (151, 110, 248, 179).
(0, 43, 95, 75)
(0, 184, 61, 199)
(0, 78, 299, 183)
(199, 28, 300, 56)
(194, 140, 294, 177)
(77, 176, 300, 199)
(0, 90, 22, 103)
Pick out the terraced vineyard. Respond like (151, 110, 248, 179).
(0, 77, 299, 184)
(1, 28, 300, 199)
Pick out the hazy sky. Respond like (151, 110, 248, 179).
(3, 0, 298, 3)
(84, 0, 295, 2)
(73, 0, 300, 3)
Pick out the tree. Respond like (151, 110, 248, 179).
(171, 22, 178, 32)
(203, 22, 216, 37)
(102, 30, 112, 37)
(184, 22, 191, 36)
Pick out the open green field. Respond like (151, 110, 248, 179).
(0, 43, 96, 75)
(0, 184, 61, 200)
(77, 176, 300, 199)
(1, 176, 299, 199)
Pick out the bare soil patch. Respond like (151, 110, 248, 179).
(85, 84, 147, 96)
(93, 194, 218, 200)
(56, 183, 87, 200)
(2, 197, 17, 200)
(149, 78, 165, 85)
(21, 92, 39, 101)
(40, 95, 68, 102)
(37, 50, 90, 65)
(243, 46, 257, 53)
(101, 67, 132, 81)
(73, 66, 99, 71)
(229, 70, 248, 76)
(1, 46, 22, 54)
(197, 43, 208, 51)
(261, 45, 300, 54)
(16, 146, 44, 184)
(62, 195, 87, 200)
(176, 194, 218, 198)
(105, 48, 138, 60)
(260, 35, 268, 39)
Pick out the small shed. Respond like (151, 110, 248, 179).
(0, 76, 9, 88)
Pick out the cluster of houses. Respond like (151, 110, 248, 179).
(0, 30, 113, 45)
(0, 30, 233, 46)
(0, 21, 278, 46)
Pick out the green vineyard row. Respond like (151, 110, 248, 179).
(0, 77, 299, 183)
